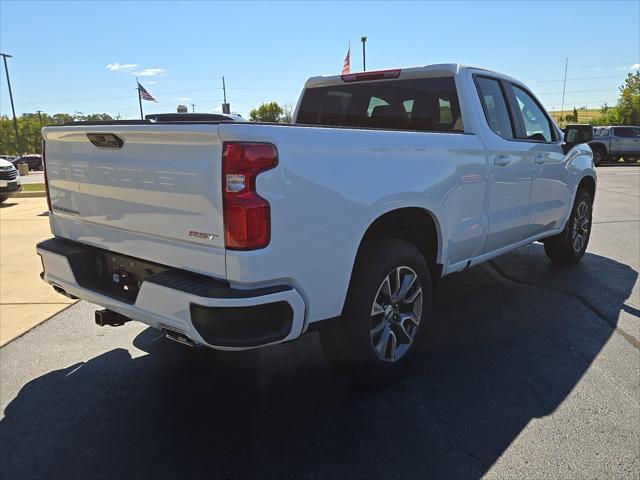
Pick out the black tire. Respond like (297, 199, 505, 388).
(543, 189, 593, 264)
(592, 146, 606, 166)
(0, 196, 7, 204)
(623, 156, 639, 163)
(319, 238, 432, 385)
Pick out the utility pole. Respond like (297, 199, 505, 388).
(191, 104, 196, 113)
(560, 57, 568, 126)
(1, 53, 23, 154)
(361, 36, 367, 71)
(36, 110, 44, 128)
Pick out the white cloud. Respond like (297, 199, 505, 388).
(106, 63, 138, 71)
(132, 68, 167, 77)
(146, 80, 158, 85)
(617, 63, 640, 71)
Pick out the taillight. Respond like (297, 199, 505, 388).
(222, 142, 278, 250)
(341, 69, 401, 83)
(42, 139, 51, 212)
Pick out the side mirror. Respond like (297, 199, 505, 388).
(563, 124, 593, 154)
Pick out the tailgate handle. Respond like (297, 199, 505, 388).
(87, 133, 124, 149)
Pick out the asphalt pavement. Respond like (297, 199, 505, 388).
(1, 167, 638, 479)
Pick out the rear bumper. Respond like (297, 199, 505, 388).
(36, 238, 306, 350)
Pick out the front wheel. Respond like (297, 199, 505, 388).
(543, 189, 593, 264)
(319, 238, 432, 385)
(0, 196, 8, 204)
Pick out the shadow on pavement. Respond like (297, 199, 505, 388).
(0, 245, 637, 479)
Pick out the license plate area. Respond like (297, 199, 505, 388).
(68, 245, 168, 304)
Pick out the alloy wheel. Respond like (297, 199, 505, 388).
(571, 201, 591, 253)
(370, 266, 422, 362)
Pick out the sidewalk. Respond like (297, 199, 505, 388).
(0, 197, 75, 346)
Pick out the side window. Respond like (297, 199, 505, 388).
(475, 77, 513, 139)
(511, 85, 554, 142)
(438, 98, 452, 124)
(614, 127, 640, 137)
(402, 99, 414, 117)
(367, 97, 389, 117)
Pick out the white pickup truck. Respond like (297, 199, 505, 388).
(37, 64, 596, 383)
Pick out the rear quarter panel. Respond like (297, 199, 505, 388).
(220, 123, 487, 324)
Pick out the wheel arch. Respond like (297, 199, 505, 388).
(578, 174, 596, 201)
(350, 207, 443, 294)
(588, 141, 607, 153)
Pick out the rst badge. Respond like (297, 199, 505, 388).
(188, 230, 218, 240)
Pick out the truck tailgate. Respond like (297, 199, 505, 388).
(42, 124, 226, 278)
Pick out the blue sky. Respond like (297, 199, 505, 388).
(1, 0, 639, 119)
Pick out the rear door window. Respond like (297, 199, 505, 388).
(614, 127, 640, 137)
(475, 77, 513, 139)
(296, 77, 463, 132)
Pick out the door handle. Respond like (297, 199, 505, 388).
(534, 154, 546, 165)
(494, 155, 511, 166)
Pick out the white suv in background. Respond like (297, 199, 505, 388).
(0, 158, 21, 203)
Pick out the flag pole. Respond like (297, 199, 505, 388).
(137, 77, 144, 120)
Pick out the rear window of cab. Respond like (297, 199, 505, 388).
(296, 77, 464, 133)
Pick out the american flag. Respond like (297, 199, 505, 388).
(342, 45, 350, 74)
(138, 82, 157, 102)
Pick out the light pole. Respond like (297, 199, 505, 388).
(361, 36, 367, 71)
(0, 53, 23, 154)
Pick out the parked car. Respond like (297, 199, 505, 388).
(11, 154, 43, 171)
(37, 64, 596, 384)
(589, 126, 640, 165)
(0, 155, 16, 162)
(0, 158, 22, 203)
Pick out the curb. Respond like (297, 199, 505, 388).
(14, 191, 46, 198)
(599, 163, 639, 167)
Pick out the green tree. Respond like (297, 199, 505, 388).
(249, 102, 284, 122)
(281, 104, 293, 123)
(617, 71, 640, 125)
(572, 107, 579, 123)
(593, 71, 639, 126)
(0, 111, 114, 155)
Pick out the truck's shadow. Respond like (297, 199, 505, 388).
(0, 245, 637, 479)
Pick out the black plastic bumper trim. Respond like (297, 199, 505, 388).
(146, 269, 291, 299)
(37, 237, 291, 305)
(190, 301, 294, 347)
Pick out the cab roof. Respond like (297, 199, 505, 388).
(304, 63, 499, 89)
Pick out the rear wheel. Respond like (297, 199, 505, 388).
(623, 156, 639, 163)
(0, 196, 7, 204)
(319, 238, 432, 385)
(543, 189, 593, 264)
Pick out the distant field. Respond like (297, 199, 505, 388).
(548, 109, 602, 125)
